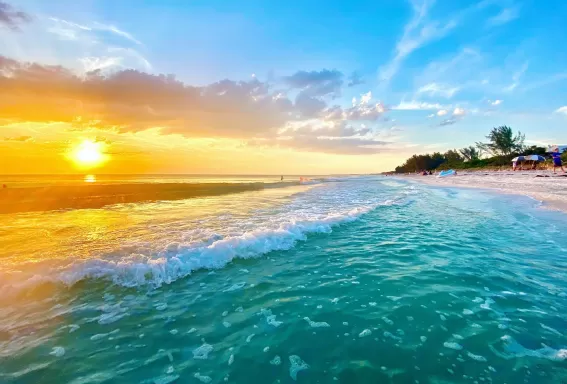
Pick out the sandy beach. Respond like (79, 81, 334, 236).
(399, 170, 567, 213)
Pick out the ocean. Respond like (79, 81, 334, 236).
(1, 175, 567, 383)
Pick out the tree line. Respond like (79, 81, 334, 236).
(393, 126, 560, 173)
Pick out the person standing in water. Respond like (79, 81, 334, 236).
(281, 175, 284, 181)
(550, 147, 566, 174)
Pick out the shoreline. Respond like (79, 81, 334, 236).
(395, 170, 567, 214)
(0, 181, 299, 214)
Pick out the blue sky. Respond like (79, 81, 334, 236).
(1, 0, 567, 172)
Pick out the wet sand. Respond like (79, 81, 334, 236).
(399, 170, 567, 213)
(0, 182, 273, 214)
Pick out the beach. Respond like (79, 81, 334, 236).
(2, 175, 567, 383)
(401, 170, 567, 213)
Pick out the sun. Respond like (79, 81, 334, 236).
(70, 140, 108, 169)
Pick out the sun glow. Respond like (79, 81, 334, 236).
(70, 140, 108, 169)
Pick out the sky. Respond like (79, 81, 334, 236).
(1, 0, 566, 174)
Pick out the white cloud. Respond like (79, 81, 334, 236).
(378, 0, 457, 84)
(79, 56, 123, 72)
(427, 113, 435, 118)
(392, 100, 448, 110)
(555, 106, 567, 115)
(437, 109, 448, 116)
(359, 91, 372, 105)
(486, 7, 520, 27)
(453, 107, 465, 116)
(92, 22, 142, 45)
(503, 62, 528, 92)
(417, 82, 460, 98)
(490, 99, 502, 106)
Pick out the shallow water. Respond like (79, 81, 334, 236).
(2, 176, 567, 383)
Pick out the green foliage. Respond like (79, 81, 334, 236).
(476, 126, 525, 156)
(525, 145, 547, 156)
(392, 127, 551, 173)
(459, 146, 480, 161)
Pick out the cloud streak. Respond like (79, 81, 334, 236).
(378, 0, 457, 84)
(486, 7, 519, 27)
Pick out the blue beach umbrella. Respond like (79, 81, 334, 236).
(524, 155, 546, 162)
(512, 155, 545, 162)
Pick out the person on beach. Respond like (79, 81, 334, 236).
(551, 147, 566, 173)
(512, 161, 517, 171)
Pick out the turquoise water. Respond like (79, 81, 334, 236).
(2, 176, 567, 383)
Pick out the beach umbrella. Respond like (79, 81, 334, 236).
(524, 155, 546, 162)
(511, 156, 525, 162)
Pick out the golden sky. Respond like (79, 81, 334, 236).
(0, 54, 407, 175)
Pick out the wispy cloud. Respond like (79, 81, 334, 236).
(378, 0, 457, 84)
(555, 106, 567, 115)
(391, 100, 449, 111)
(438, 118, 457, 126)
(417, 82, 460, 98)
(503, 61, 528, 92)
(92, 22, 142, 45)
(79, 56, 123, 73)
(437, 109, 448, 116)
(489, 99, 502, 106)
(522, 72, 567, 92)
(0, 1, 31, 31)
(486, 7, 520, 27)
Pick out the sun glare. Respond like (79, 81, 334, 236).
(70, 140, 107, 169)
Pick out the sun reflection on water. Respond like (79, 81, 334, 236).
(84, 174, 96, 183)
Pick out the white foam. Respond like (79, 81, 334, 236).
(359, 329, 372, 337)
(222, 322, 231, 328)
(91, 333, 108, 341)
(194, 373, 212, 383)
(462, 309, 474, 315)
(193, 343, 213, 359)
(270, 355, 281, 365)
(152, 375, 179, 384)
(224, 282, 246, 292)
(467, 352, 487, 362)
(444, 342, 463, 350)
(382, 317, 394, 325)
(383, 331, 401, 342)
(155, 303, 168, 311)
(540, 323, 562, 336)
(304, 317, 330, 328)
(260, 309, 283, 327)
(246, 334, 255, 343)
(289, 355, 309, 381)
(68, 324, 80, 333)
(263, 346, 270, 352)
(228, 354, 234, 365)
(49, 346, 65, 357)
(49, 200, 387, 289)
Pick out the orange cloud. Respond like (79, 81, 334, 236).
(0, 56, 393, 155)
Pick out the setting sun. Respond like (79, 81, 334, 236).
(70, 140, 108, 169)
